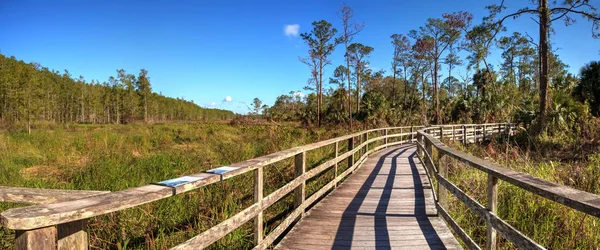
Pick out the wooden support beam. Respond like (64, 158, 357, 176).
(452, 126, 455, 141)
(57, 220, 88, 250)
(410, 126, 414, 142)
(483, 125, 487, 140)
(438, 153, 448, 209)
(294, 152, 306, 217)
(16, 226, 56, 250)
(348, 137, 354, 173)
(253, 167, 264, 245)
(462, 125, 467, 145)
(334, 141, 339, 188)
(486, 175, 498, 250)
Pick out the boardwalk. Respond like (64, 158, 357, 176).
(276, 144, 461, 250)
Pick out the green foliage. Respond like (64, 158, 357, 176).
(0, 54, 235, 130)
(574, 61, 600, 116)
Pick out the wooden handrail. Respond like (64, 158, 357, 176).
(416, 123, 600, 250)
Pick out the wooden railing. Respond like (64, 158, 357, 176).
(416, 124, 600, 250)
(1, 126, 423, 250)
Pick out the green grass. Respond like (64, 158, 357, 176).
(442, 136, 600, 249)
(0, 121, 350, 249)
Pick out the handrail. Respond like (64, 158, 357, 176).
(0, 125, 422, 250)
(416, 123, 600, 250)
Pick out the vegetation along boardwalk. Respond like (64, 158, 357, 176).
(4, 123, 600, 249)
(276, 144, 461, 249)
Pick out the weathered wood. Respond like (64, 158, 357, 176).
(1, 184, 177, 230)
(436, 174, 545, 250)
(334, 141, 339, 188)
(294, 152, 306, 213)
(276, 146, 461, 250)
(253, 167, 264, 245)
(347, 137, 354, 171)
(462, 125, 467, 145)
(16, 226, 56, 250)
(452, 126, 456, 141)
(486, 175, 498, 250)
(438, 153, 448, 208)
(0, 186, 109, 205)
(424, 130, 600, 219)
(57, 219, 87, 250)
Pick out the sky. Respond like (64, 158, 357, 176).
(1, 0, 599, 114)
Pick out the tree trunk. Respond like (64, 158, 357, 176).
(318, 59, 323, 128)
(356, 65, 361, 113)
(538, 0, 549, 135)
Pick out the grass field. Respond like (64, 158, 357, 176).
(0, 121, 354, 249)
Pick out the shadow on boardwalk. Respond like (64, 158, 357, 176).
(276, 144, 461, 250)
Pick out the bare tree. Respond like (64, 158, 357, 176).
(338, 3, 364, 130)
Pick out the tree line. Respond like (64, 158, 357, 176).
(264, 0, 599, 134)
(0, 54, 235, 132)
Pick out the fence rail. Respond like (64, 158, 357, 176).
(416, 123, 600, 250)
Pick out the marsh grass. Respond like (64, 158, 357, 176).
(0, 121, 352, 249)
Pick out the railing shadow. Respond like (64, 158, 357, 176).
(332, 144, 444, 249)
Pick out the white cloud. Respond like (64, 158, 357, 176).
(223, 96, 232, 102)
(284, 24, 300, 37)
(210, 102, 216, 106)
(294, 91, 305, 98)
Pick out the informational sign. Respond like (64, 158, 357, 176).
(155, 176, 203, 187)
(206, 166, 238, 175)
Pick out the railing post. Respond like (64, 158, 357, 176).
(334, 141, 339, 188)
(410, 126, 414, 142)
(425, 140, 433, 177)
(383, 129, 388, 148)
(348, 137, 354, 172)
(437, 152, 448, 209)
(486, 175, 498, 250)
(294, 152, 306, 217)
(483, 124, 487, 140)
(416, 133, 422, 157)
(365, 132, 369, 153)
(253, 166, 264, 245)
(16, 227, 57, 250)
(439, 127, 443, 140)
(57, 220, 89, 250)
(462, 125, 467, 145)
(452, 126, 455, 141)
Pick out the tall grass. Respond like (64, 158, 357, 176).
(0, 122, 348, 249)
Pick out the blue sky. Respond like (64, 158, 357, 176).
(1, 0, 599, 114)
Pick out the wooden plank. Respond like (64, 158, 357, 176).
(294, 152, 306, 213)
(253, 167, 264, 245)
(276, 146, 461, 250)
(486, 175, 498, 250)
(57, 219, 87, 250)
(0, 186, 109, 205)
(437, 153, 448, 209)
(1, 184, 175, 230)
(16, 226, 56, 250)
(436, 174, 545, 250)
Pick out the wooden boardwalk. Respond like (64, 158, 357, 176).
(276, 144, 461, 250)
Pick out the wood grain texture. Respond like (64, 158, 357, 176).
(16, 226, 56, 250)
(276, 145, 461, 250)
(57, 220, 87, 250)
(0, 186, 109, 205)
